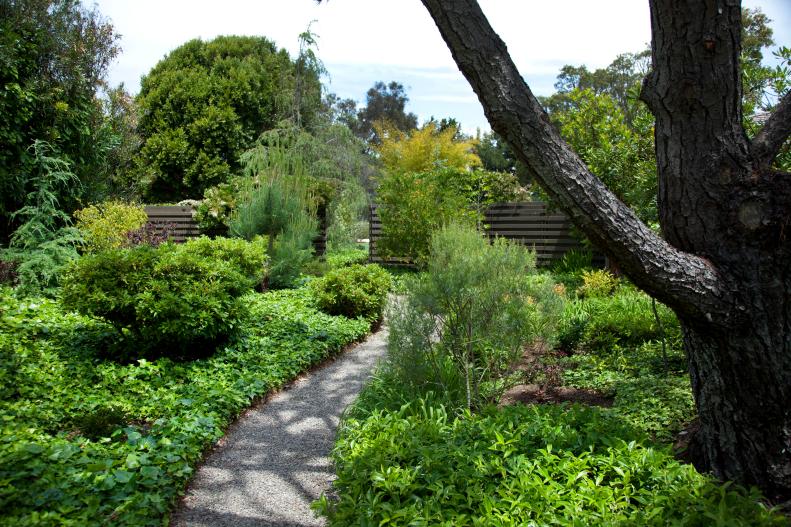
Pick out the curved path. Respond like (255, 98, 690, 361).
(170, 329, 388, 527)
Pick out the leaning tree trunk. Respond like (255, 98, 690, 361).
(420, 0, 791, 500)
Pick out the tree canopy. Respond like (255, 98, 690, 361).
(0, 0, 119, 242)
(133, 35, 321, 202)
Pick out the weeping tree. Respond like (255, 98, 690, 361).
(230, 140, 318, 288)
(409, 0, 791, 500)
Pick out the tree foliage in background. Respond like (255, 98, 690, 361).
(552, 89, 658, 224)
(739, 8, 790, 171)
(0, 0, 120, 243)
(339, 81, 418, 144)
(133, 35, 319, 202)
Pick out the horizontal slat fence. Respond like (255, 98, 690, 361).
(143, 205, 327, 255)
(144, 206, 200, 243)
(370, 202, 587, 266)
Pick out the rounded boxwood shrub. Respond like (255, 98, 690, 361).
(61, 238, 267, 359)
(180, 235, 268, 289)
(310, 264, 391, 322)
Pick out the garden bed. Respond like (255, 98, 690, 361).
(0, 287, 369, 526)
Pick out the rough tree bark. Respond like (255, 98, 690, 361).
(420, 0, 791, 500)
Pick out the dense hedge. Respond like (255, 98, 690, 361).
(0, 287, 368, 526)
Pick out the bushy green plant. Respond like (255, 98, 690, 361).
(194, 180, 239, 232)
(557, 286, 680, 355)
(178, 235, 268, 289)
(387, 224, 540, 410)
(576, 268, 618, 298)
(61, 238, 266, 359)
(376, 169, 478, 262)
(310, 264, 391, 322)
(549, 249, 593, 290)
(74, 200, 148, 252)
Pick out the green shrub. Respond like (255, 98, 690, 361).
(320, 402, 783, 526)
(576, 268, 617, 298)
(179, 235, 268, 289)
(325, 247, 369, 269)
(310, 264, 391, 322)
(2, 141, 82, 297)
(550, 249, 593, 290)
(556, 287, 681, 354)
(376, 168, 478, 262)
(74, 200, 148, 253)
(386, 224, 540, 410)
(61, 239, 265, 359)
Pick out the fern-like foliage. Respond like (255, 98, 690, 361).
(2, 141, 83, 296)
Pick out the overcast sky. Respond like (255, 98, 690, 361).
(95, 0, 791, 134)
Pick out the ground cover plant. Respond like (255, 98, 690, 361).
(0, 285, 370, 526)
(318, 247, 787, 525)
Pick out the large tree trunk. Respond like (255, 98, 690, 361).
(420, 0, 791, 499)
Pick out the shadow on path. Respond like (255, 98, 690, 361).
(169, 329, 388, 527)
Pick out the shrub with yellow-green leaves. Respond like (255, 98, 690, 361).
(74, 201, 148, 253)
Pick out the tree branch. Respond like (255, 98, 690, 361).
(420, 0, 734, 324)
(751, 90, 791, 170)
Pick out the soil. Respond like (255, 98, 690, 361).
(501, 383, 613, 407)
(500, 340, 613, 408)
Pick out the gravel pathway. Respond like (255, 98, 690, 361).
(169, 329, 388, 527)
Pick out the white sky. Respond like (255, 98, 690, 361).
(95, 0, 791, 134)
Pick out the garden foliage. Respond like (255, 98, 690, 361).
(61, 237, 268, 359)
(374, 121, 526, 261)
(310, 264, 391, 323)
(320, 402, 783, 526)
(0, 286, 368, 526)
(74, 201, 148, 253)
(1, 142, 83, 297)
(0, 0, 121, 242)
(318, 249, 784, 525)
(385, 224, 546, 410)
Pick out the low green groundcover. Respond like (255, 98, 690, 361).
(320, 402, 785, 526)
(0, 287, 368, 526)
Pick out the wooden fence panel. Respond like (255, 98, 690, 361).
(144, 206, 200, 243)
(144, 206, 327, 255)
(370, 202, 588, 266)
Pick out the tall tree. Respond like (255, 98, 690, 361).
(0, 0, 119, 243)
(418, 0, 791, 500)
(134, 35, 318, 202)
(353, 81, 418, 143)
